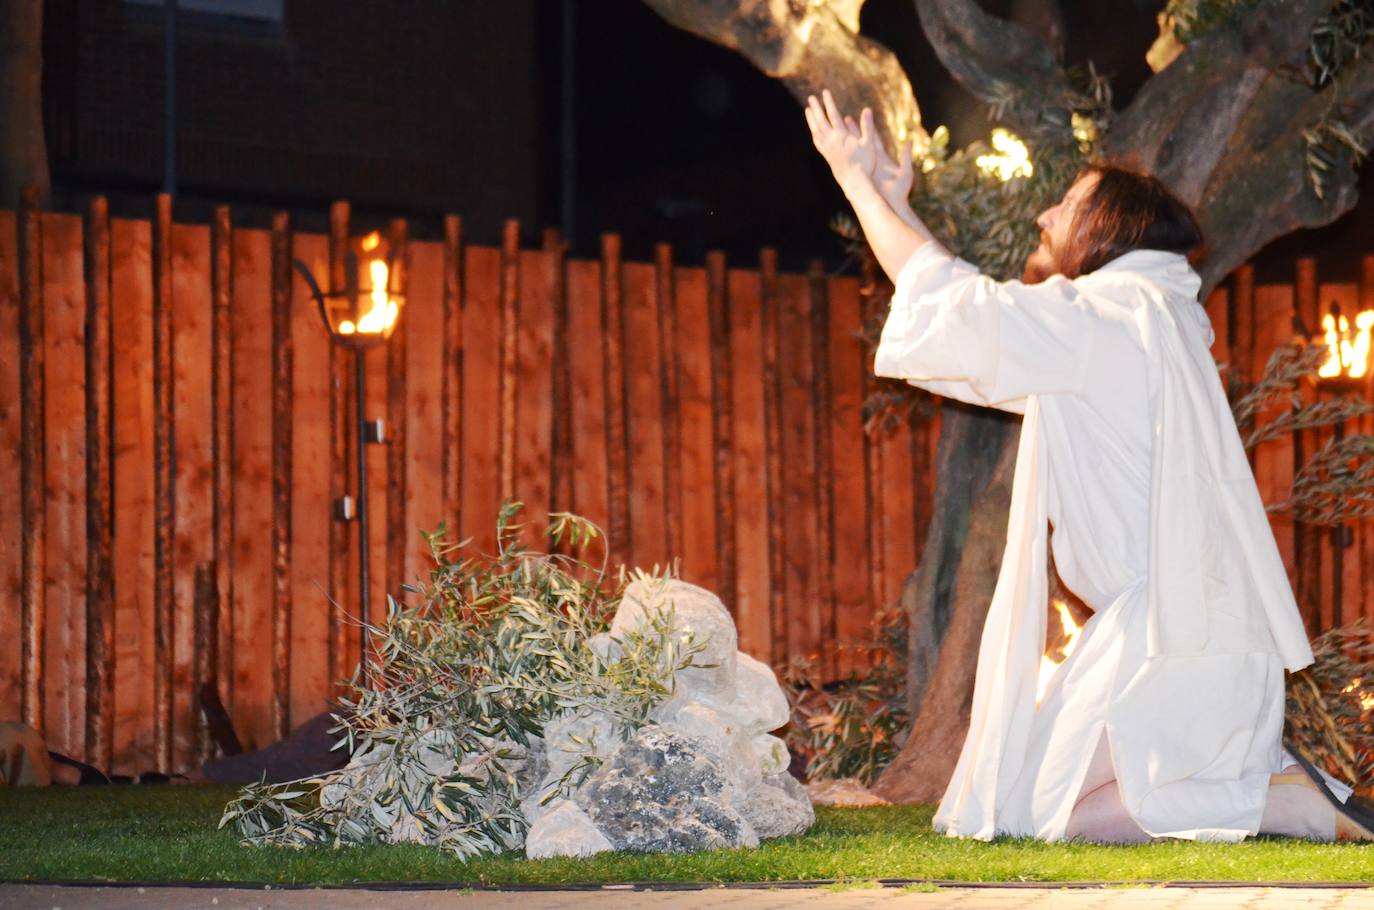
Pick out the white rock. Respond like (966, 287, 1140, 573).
(524, 801, 613, 859)
(725, 652, 791, 734)
(740, 781, 815, 839)
(524, 708, 622, 819)
(665, 702, 762, 794)
(752, 734, 791, 776)
(612, 578, 737, 700)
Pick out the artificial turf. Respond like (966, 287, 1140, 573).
(0, 785, 1370, 886)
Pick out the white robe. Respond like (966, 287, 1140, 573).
(874, 244, 1315, 842)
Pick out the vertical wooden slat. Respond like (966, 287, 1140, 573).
(230, 226, 274, 750)
(385, 219, 410, 595)
(326, 202, 353, 689)
(674, 264, 718, 592)
(778, 271, 820, 664)
(42, 212, 86, 759)
(192, 562, 218, 764)
(515, 249, 557, 539)
(808, 261, 837, 678)
(624, 260, 667, 568)
(151, 194, 174, 771)
(729, 267, 772, 661)
(861, 259, 886, 622)
(269, 211, 294, 741)
(1319, 281, 1360, 630)
(170, 220, 213, 769)
(601, 234, 631, 561)
(1204, 286, 1230, 370)
(110, 215, 153, 773)
(288, 231, 332, 725)
(567, 258, 610, 535)
(405, 236, 447, 582)
(1231, 265, 1255, 387)
(706, 252, 736, 609)
(0, 212, 21, 721)
(211, 206, 235, 710)
(880, 417, 917, 608)
(18, 188, 46, 732)
(759, 249, 786, 663)
(83, 198, 115, 769)
(827, 274, 872, 677)
(545, 229, 573, 523)
(1293, 258, 1322, 632)
(459, 246, 502, 554)
(1361, 255, 1374, 634)
(1253, 285, 1298, 611)
(655, 243, 683, 562)
(499, 219, 520, 503)
(442, 216, 465, 536)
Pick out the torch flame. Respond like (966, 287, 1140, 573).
(1037, 598, 1085, 705)
(339, 232, 400, 337)
(1342, 678, 1374, 712)
(1317, 309, 1374, 380)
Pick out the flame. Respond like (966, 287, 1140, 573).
(340, 232, 399, 336)
(1343, 678, 1374, 712)
(976, 128, 1033, 181)
(1037, 598, 1085, 704)
(1317, 309, 1374, 380)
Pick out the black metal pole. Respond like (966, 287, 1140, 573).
(355, 348, 370, 684)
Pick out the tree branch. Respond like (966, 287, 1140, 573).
(640, 0, 925, 155)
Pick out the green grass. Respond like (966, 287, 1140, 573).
(0, 786, 1370, 886)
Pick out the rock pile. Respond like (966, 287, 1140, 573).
(522, 577, 814, 858)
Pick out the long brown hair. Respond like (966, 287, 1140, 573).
(1059, 165, 1204, 279)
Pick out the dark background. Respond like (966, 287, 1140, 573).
(40, 0, 1374, 280)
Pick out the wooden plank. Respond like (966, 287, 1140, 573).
(514, 249, 557, 542)
(18, 188, 46, 732)
(1293, 258, 1321, 634)
(83, 198, 115, 771)
(230, 227, 276, 750)
(269, 212, 294, 741)
(1319, 281, 1360, 630)
(0, 211, 21, 724)
(326, 202, 354, 691)
(363, 282, 388, 665)
(601, 234, 631, 563)
(705, 252, 735, 608)
(151, 195, 174, 771)
(862, 258, 886, 624)
(1231, 265, 1255, 385)
(42, 211, 86, 758)
(442, 216, 465, 538)
(288, 231, 332, 726)
(808, 262, 837, 678)
(1204, 286, 1230, 371)
(880, 413, 917, 609)
(110, 215, 154, 774)
(405, 238, 447, 582)
(828, 275, 873, 677)
(758, 250, 786, 663)
(170, 220, 214, 769)
(728, 267, 772, 662)
(546, 230, 573, 526)
(566, 258, 610, 536)
(1253, 285, 1299, 624)
(386, 220, 410, 598)
(1361, 255, 1374, 635)
(623, 260, 668, 570)
(499, 220, 520, 503)
(210, 207, 235, 714)
(459, 245, 502, 555)
(673, 264, 717, 593)
(777, 271, 820, 664)
(655, 244, 683, 563)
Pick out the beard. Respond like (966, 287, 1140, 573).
(1022, 241, 1059, 285)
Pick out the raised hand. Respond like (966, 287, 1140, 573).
(805, 89, 876, 189)
(863, 109, 914, 209)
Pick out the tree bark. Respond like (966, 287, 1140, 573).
(0, 0, 50, 207)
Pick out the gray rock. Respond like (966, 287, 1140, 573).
(727, 652, 791, 734)
(524, 800, 613, 859)
(576, 725, 759, 853)
(751, 734, 791, 776)
(740, 777, 815, 839)
(664, 702, 761, 795)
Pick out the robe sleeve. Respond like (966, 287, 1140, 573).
(873, 244, 1102, 413)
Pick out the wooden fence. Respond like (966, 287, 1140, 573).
(0, 194, 938, 776)
(2, 191, 1371, 777)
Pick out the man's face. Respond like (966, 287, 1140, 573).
(1023, 171, 1100, 283)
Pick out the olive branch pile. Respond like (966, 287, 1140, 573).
(220, 503, 706, 857)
